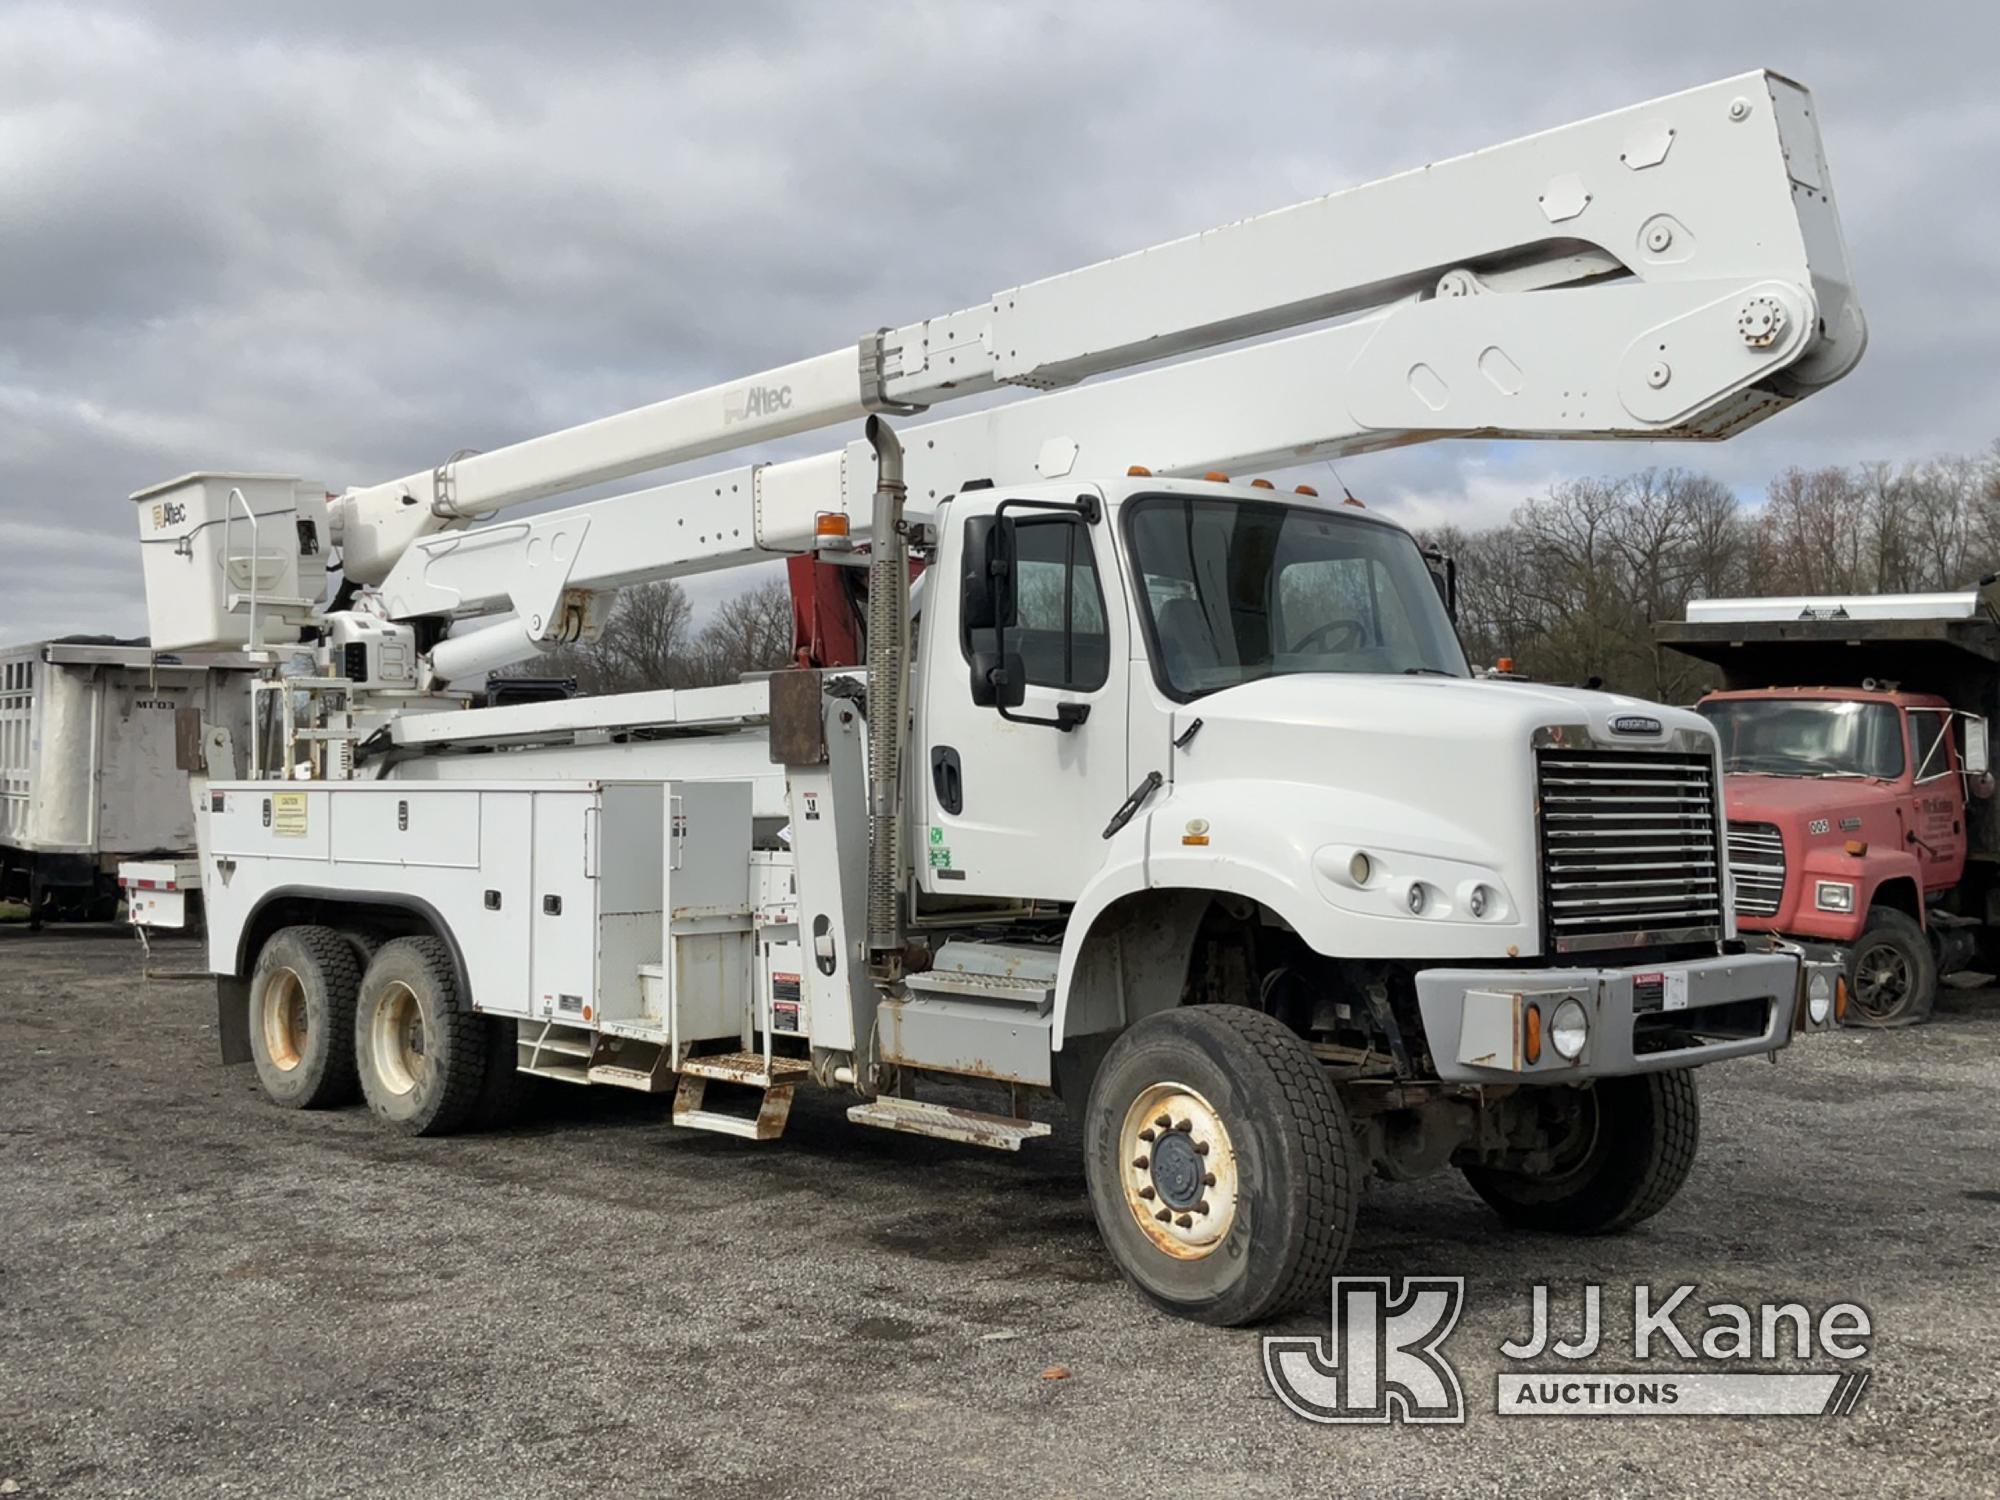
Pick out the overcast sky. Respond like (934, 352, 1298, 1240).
(3, 1, 1996, 645)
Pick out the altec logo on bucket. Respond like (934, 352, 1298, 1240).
(1265, 1279, 1873, 1424)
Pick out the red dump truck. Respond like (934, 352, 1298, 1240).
(1659, 592, 1999, 1025)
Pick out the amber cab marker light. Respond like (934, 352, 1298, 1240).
(1523, 1004, 1543, 1065)
(814, 512, 850, 539)
(1496, 657, 1516, 674)
(1250, 478, 1275, 489)
(1295, 484, 1319, 497)
(1127, 465, 1153, 477)
(1844, 839, 1868, 856)
(1202, 470, 1230, 483)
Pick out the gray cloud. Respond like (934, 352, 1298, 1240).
(2, 0, 1995, 642)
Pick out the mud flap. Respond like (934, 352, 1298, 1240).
(216, 975, 252, 1065)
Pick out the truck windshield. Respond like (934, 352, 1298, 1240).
(1124, 495, 1469, 698)
(1697, 698, 1906, 779)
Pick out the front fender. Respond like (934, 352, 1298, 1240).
(1053, 778, 1536, 1046)
(1786, 848, 1923, 939)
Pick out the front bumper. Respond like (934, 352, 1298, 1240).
(1414, 950, 1842, 1083)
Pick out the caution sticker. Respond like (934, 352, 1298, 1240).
(271, 791, 309, 838)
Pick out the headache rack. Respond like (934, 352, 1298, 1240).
(1536, 747, 1725, 953)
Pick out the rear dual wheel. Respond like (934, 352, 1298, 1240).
(354, 937, 486, 1136)
(247, 925, 362, 1109)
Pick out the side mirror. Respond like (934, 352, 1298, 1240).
(1423, 548, 1458, 622)
(1963, 715, 1990, 776)
(969, 651, 1027, 710)
(961, 516, 1015, 633)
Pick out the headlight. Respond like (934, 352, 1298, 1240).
(1468, 884, 1490, 918)
(1815, 881, 1855, 913)
(1349, 851, 1372, 885)
(1550, 997, 1589, 1060)
(1807, 970, 1833, 1026)
(1405, 882, 1427, 915)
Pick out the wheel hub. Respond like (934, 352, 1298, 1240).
(1149, 1129, 1205, 1210)
(262, 968, 308, 1073)
(371, 982, 429, 1097)
(1118, 1083, 1240, 1260)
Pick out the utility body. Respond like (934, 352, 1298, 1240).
(1662, 591, 2000, 1026)
(136, 71, 1853, 1322)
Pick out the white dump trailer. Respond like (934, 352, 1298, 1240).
(0, 639, 255, 923)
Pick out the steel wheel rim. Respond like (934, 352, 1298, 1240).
(1118, 1082, 1239, 1260)
(1852, 943, 1911, 1019)
(261, 968, 308, 1072)
(370, 982, 427, 1097)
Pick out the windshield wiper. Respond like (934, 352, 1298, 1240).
(1402, 666, 1455, 676)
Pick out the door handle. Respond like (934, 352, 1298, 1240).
(931, 746, 964, 815)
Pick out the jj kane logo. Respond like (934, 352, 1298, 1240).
(1265, 1280, 1872, 1424)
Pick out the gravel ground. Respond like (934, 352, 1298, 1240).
(3, 925, 1998, 1498)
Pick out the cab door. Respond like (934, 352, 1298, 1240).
(1904, 706, 1968, 890)
(914, 488, 1130, 902)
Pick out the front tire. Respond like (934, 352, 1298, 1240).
(247, 925, 362, 1109)
(354, 937, 485, 1136)
(1846, 907, 1937, 1027)
(1084, 1006, 1357, 1327)
(1462, 1070, 1699, 1235)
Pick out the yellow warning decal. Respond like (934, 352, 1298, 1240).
(272, 791, 309, 838)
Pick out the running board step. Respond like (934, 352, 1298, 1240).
(671, 1052, 811, 1142)
(846, 1098, 1051, 1152)
(677, 1052, 811, 1090)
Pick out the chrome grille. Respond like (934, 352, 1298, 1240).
(1725, 822, 1786, 918)
(1537, 749, 1723, 952)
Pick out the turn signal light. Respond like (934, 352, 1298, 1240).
(1836, 975, 1850, 1022)
(1844, 839, 1868, 856)
(1523, 1003, 1543, 1065)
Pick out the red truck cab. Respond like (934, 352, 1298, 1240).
(1698, 686, 1974, 1023)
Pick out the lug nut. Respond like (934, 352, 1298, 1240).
(1155, 1208, 1173, 1223)
(1196, 1199, 1211, 1215)
(1175, 1213, 1193, 1228)
(1154, 1113, 1172, 1129)
(1139, 1129, 1156, 1143)
(1174, 1118, 1191, 1133)
(1193, 1141, 1210, 1157)
(1139, 1186, 1156, 1200)
(1202, 1172, 1217, 1187)
(1133, 1156, 1149, 1170)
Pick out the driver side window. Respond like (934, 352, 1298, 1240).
(962, 516, 1109, 691)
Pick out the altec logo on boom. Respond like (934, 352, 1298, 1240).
(1265, 1279, 1874, 1423)
(723, 383, 794, 425)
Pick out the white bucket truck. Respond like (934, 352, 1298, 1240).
(132, 72, 1856, 1323)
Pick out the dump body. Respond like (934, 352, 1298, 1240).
(0, 640, 255, 914)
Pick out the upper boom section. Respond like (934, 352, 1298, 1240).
(333, 69, 1862, 585)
